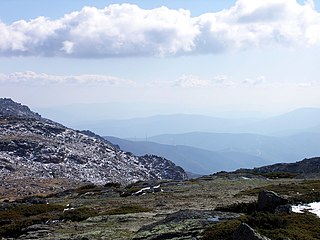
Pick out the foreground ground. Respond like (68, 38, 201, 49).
(1, 173, 320, 239)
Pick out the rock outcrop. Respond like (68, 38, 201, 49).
(134, 210, 241, 240)
(257, 190, 288, 213)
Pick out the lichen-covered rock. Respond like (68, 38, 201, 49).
(133, 210, 241, 240)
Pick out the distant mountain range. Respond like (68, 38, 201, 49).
(105, 130, 320, 175)
(0, 98, 187, 186)
(105, 136, 268, 174)
(52, 107, 320, 138)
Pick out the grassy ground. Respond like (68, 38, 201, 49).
(202, 179, 320, 240)
(0, 177, 319, 239)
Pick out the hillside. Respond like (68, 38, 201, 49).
(238, 157, 320, 178)
(0, 99, 187, 197)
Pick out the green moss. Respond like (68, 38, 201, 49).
(104, 205, 152, 215)
(201, 219, 242, 240)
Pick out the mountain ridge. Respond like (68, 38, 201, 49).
(235, 157, 320, 179)
(0, 98, 41, 119)
(0, 99, 187, 193)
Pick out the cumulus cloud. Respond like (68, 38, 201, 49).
(0, 71, 133, 86)
(0, 0, 320, 57)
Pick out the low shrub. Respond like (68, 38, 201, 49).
(260, 172, 299, 179)
(60, 207, 99, 222)
(215, 201, 257, 214)
(246, 212, 287, 230)
(0, 203, 64, 238)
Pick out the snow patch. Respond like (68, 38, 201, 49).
(292, 202, 320, 218)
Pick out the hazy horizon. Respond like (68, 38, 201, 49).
(33, 101, 320, 123)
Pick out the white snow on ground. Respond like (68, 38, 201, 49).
(292, 202, 320, 218)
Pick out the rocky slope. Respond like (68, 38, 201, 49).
(0, 98, 41, 119)
(0, 99, 187, 189)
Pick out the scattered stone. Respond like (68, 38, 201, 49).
(233, 223, 271, 240)
(257, 190, 288, 212)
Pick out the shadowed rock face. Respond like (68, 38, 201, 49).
(257, 190, 288, 213)
(0, 98, 41, 119)
(0, 99, 188, 186)
(233, 223, 271, 240)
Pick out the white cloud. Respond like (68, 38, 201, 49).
(0, 71, 133, 86)
(1, 71, 316, 90)
(174, 75, 210, 87)
(194, 0, 320, 52)
(172, 74, 269, 88)
(0, 1, 320, 57)
(241, 76, 266, 85)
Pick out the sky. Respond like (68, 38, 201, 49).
(1, 0, 320, 119)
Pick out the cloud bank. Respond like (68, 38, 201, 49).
(0, 71, 132, 86)
(0, 0, 320, 58)
(1, 71, 318, 89)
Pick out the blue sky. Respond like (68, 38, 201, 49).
(0, 1, 236, 23)
(1, 0, 320, 118)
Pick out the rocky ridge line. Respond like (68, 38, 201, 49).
(0, 99, 187, 192)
